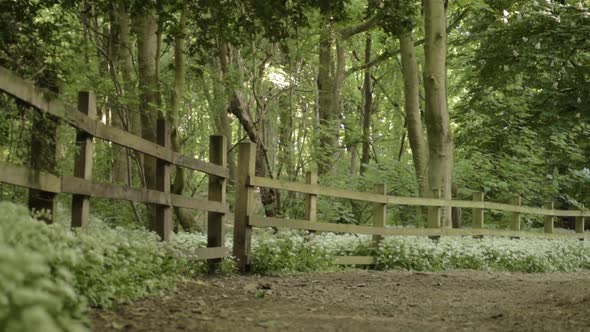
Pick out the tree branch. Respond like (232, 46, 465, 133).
(337, 13, 381, 40)
(346, 7, 471, 76)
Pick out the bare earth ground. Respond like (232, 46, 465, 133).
(91, 269, 590, 332)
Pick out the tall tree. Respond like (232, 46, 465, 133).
(400, 30, 429, 198)
(359, 32, 373, 175)
(169, 6, 194, 230)
(423, 0, 453, 226)
(316, 4, 338, 175)
(110, 1, 137, 184)
(136, 6, 161, 229)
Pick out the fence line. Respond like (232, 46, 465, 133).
(0, 68, 228, 263)
(0, 68, 588, 271)
(234, 142, 588, 271)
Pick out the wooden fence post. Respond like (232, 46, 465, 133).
(71, 91, 96, 229)
(544, 201, 554, 234)
(373, 183, 387, 246)
(304, 171, 317, 222)
(510, 195, 521, 231)
(155, 118, 172, 241)
(576, 204, 585, 241)
(28, 107, 59, 224)
(428, 188, 441, 241)
(207, 135, 227, 272)
(233, 141, 256, 272)
(472, 192, 485, 229)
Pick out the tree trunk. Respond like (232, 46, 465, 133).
(400, 31, 429, 197)
(136, 9, 161, 229)
(110, 2, 131, 184)
(277, 98, 293, 179)
(423, 0, 453, 227)
(116, 3, 142, 188)
(214, 43, 237, 186)
(169, 8, 193, 231)
(359, 33, 373, 175)
(317, 15, 337, 175)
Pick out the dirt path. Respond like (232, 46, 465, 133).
(92, 269, 590, 332)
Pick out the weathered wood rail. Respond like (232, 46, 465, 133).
(233, 142, 589, 271)
(0, 67, 228, 262)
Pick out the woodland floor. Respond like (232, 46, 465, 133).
(91, 269, 590, 332)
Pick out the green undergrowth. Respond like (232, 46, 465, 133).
(246, 228, 590, 274)
(1, 201, 589, 332)
(375, 236, 590, 272)
(0, 202, 205, 332)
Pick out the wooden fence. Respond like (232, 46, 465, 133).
(1, 68, 589, 272)
(233, 142, 589, 271)
(0, 67, 229, 262)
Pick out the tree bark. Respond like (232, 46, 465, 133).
(317, 13, 337, 175)
(169, 8, 193, 231)
(400, 31, 429, 197)
(136, 9, 161, 229)
(423, 0, 453, 227)
(359, 33, 373, 175)
(214, 43, 237, 186)
(110, 2, 132, 184)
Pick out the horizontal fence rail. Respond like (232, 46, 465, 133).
(249, 176, 590, 217)
(179, 247, 230, 261)
(249, 215, 590, 240)
(0, 154, 230, 216)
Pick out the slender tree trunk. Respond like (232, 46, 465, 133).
(359, 33, 373, 175)
(110, 2, 130, 184)
(168, 8, 193, 231)
(423, 0, 453, 227)
(400, 31, 429, 197)
(214, 43, 237, 186)
(317, 15, 337, 175)
(136, 9, 160, 229)
(115, 3, 142, 188)
(277, 98, 293, 179)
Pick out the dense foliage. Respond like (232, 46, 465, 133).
(452, 1, 590, 207)
(0, 203, 195, 332)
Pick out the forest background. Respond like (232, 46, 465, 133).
(0, 0, 588, 232)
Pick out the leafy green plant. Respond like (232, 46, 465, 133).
(250, 229, 337, 274)
(0, 245, 87, 332)
(0, 202, 202, 332)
